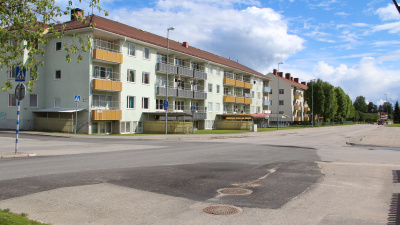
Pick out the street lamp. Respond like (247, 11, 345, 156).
(385, 93, 388, 123)
(165, 27, 174, 135)
(310, 79, 316, 127)
(277, 62, 283, 130)
(390, 97, 393, 123)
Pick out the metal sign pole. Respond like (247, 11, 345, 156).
(75, 102, 78, 134)
(15, 99, 20, 154)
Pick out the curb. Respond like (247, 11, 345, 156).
(0, 153, 37, 159)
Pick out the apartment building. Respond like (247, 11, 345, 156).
(266, 70, 310, 124)
(0, 9, 271, 134)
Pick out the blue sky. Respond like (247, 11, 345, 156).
(71, 0, 400, 106)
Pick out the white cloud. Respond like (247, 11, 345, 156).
(375, 3, 400, 21)
(109, 0, 304, 73)
(335, 12, 349, 17)
(373, 21, 400, 34)
(312, 57, 400, 105)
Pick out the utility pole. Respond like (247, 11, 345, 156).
(276, 62, 283, 130)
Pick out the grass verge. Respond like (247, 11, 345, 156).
(0, 208, 50, 225)
(387, 124, 400, 127)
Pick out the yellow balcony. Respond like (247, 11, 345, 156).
(93, 49, 123, 64)
(224, 95, 235, 102)
(92, 109, 122, 120)
(244, 98, 252, 104)
(235, 80, 245, 87)
(244, 82, 253, 89)
(294, 94, 301, 100)
(294, 106, 301, 111)
(235, 97, 245, 103)
(93, 79, 122, 92)
(304, 117, 310, 121)
(224, 78, 236, 86)
(305, 107, 311, 112)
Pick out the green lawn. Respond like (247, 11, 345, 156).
(387, 124, 400, 127)
(194, 129, 252, 134)
(0, 208, 50, 225)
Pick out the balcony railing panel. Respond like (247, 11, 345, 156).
(168, 88, 178, 97)
(93, 49, 123, 64)
(156, 86, 167, 96)
(224, 95, 235, 102)
(263, 87, 271, 93)
(193, 91, 207, 99)
(156, 62, 178, 74)
(244, 82, 253, 89)
(178, 89, 194, 98)
(235, 80, 245, 87)
(177, 67, 193, 78)
(193, 70, 207, 80)
(263, 100, 271, 106)
(92, 109, 122, 120)
(93, 79, 122, 92)
(193, 113, 207, 120)
(294, 94, 301, 100)
(244, 98, 252, 104)
(224, 78, 236, 86)
(235, 97, 245, 103)
(294, 106, 301, 111)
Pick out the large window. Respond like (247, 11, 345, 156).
(128, 43, 135, 56)
(143, 47, 150, 59)
(216, 85, 220, 94)
(93, 66, 112, 79)
(156, 99, 164, 110)
(208, 102, 213, 112)
(30, 94, 38, 108)
(127, 96, 135, 109)
(142, 97, 149, 109)
(127, 69, 135, 82)
(8, 94, 17, 107)
(175, 101, 184, 110)
(142, 72, 150, 84)
(279, 89, 284, 94)
(208, 83, 213, 93)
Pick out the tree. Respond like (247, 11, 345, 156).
(394, 101, 400, 124)
(335, 87, 347, 122)
(367, 102, 378, 113)
(380, 102, 393, 119)
(322, 81, 336, 121)
(353, 96, 368, 112)
(1, 0, 108, 91)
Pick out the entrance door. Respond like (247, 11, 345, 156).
(137, 122, 143, 133)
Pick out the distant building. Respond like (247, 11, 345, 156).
(266, 70, 310, 125)
(0, 9, 272, 134)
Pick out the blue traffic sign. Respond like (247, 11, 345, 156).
(15, 67, 26, 82)
(74, 95, 81, 103)
(191, 106, 196, 113)
(163, 101, 169, 110)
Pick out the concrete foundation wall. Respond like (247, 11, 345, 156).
(34, 117, 76, 133)
(144, 121, 193, 134)
(216, 120, 253, 130)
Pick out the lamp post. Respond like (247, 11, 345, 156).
(390, 97, 393, 123)
(165, 27, 174, 135)
(385, 93, 388, 123)
(277, 62, 283, 130)
(311, 79, 316, 127)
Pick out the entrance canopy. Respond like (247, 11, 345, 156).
(33, 108, 86, 113)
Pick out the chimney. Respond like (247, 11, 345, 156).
(71, 8, 84, 21)
(285, 73, 291, 79)
(290, 77, 293, 81)
(182, 42, 189, 48)
(278, 72, 283, 77)
(301, 81, 306, 85)
(273, 69, 277, 75)
(294, 78, 299, 83)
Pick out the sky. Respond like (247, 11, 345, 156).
(68, 0, 400, 106)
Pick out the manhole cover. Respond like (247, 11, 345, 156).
(203, 205, 243, 215)
(217, 188, 253, 195)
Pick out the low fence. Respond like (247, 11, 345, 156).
(144, 121, 193, 134)
(216, 120, 253, 130)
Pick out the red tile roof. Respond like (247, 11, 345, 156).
(268, 73, 308, 90)
(61, 15, 270, 79)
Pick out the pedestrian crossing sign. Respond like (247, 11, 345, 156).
(74, 95, 81, 103)
(15, 67, 26, 82)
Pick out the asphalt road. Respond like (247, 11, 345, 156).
(0, 125, 399, 224)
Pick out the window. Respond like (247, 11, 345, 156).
(208, 65, 212, 74)
(224, 104, 228, 113)
(279, 89, 284, 94)
(252, 91, 254, 98)
(8, 94, 17, 107)
(93, 66, 112, 79)
(128, 43, 135, 56)
(279, 100, 284, 105)
(55, 70, 61, 80)
(8, 66, 16, 79)
(55, 42, 62, 51)
(156, 99, 164, 110)
(175, 101, 184, 110)
(216, 85, 220, 94)
(216, 103, 220, 112)
(142, 72, 150, 84)
(208, 102, 213, 112)
(127, 69, 135, 82)
(257, 107, 261, 113)
(142, 97, 149, 109)
(121, 121, 131, 134)
(208, 83, 213, 93)
(143, 47, 150, 59)
(54, 98, 61, 108)
(30, 94, 38, 108)
(257, 92, 261, 99)
(127, 96, 135, 109)
(216, 67, 220, 76)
